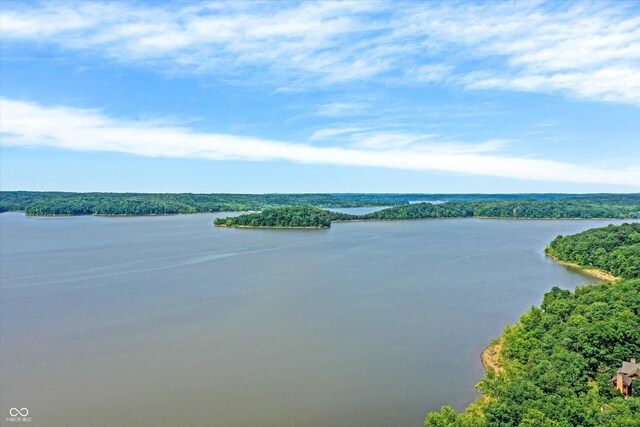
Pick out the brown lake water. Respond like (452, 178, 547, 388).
(0, 212, 633, 426)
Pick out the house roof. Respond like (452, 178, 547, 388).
(617, 361, 640, 377)
(612, 360, 640, 389)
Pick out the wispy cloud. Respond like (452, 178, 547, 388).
(313, 102, 370, 117)
(406, 64, 454, 83)
(0, 1, 388, 84)
(309, 127, 364, 141)
(351, 133, 510, 154)
(418, 2, 640, 104)
(1, 1, 639, 104)
(2, 98, 638, 186)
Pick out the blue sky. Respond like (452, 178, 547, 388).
(1, 0, 639, 193)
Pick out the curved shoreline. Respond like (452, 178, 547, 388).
(473, 252, 618, 398)
(476, 253, 620, 392)
(544, 251, 620, 282)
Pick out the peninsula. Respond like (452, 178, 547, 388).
(211, 196, 640, 229)
(546, 222, 640, 280)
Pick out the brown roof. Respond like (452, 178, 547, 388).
(612, 361, 640, 387)
(617, 361, 640, 377)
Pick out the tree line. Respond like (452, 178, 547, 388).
(2, 192, 638, 218)
(0, 191, 401, 216)
(348, 198, 640, 220)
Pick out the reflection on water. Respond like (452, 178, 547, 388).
(1, 212, 631, 426)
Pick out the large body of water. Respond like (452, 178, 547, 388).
(0, 212, 632, 426)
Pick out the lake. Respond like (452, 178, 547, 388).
(0, 212, 633, 426)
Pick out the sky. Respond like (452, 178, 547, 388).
(1, 0, 639, 193)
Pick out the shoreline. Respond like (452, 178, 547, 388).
(481, 339, 504, 374)
(544, 251, 620, 282)
(466, 339, 503, 410)
(214, 224, 329, 229)
(334, 216, 636, 223)
(17, 211, 243, 217)
(471, 247, 621, 413)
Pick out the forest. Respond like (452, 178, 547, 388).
(0, 191, 400, 215)
(425, 223, 640, 427)
(349, 197, 640, 220)
(214, 206, 332, 228)
(547, 223, 640, 279)
(2, 192, 639, 218)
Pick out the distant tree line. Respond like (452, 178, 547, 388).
(214, 206, 332, 228)
(2, 192, 639, 219)
(209, 198, 640, 228)
(346, 198, 640, 220)
(425, 223, 640, 427)
(322, 193, 634, 203)
(547, 223, 640, 279)
(0, 191, 402, 216)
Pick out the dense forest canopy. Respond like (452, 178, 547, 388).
(323, 193, 630, 203)
(547, 223, 640, 279)
(1, 192, 639, 217)
(425, 224, 640, 427)
(214, 206, 332, 228)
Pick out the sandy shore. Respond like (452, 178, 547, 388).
(481, 339, 504, 374)
(545, 252, 620, 282)
(214, 224, 329, 229)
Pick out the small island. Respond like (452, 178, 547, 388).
(213, 205, 333, 228)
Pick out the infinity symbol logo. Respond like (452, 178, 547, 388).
(9, 408, 29, 417)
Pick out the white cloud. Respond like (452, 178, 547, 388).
(400, 2, 640, 103)
(464, 67, 640, 104)
(0, 1, 387, 83)
(1, 1, 639, 103)
(2, 98, 638, 187)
